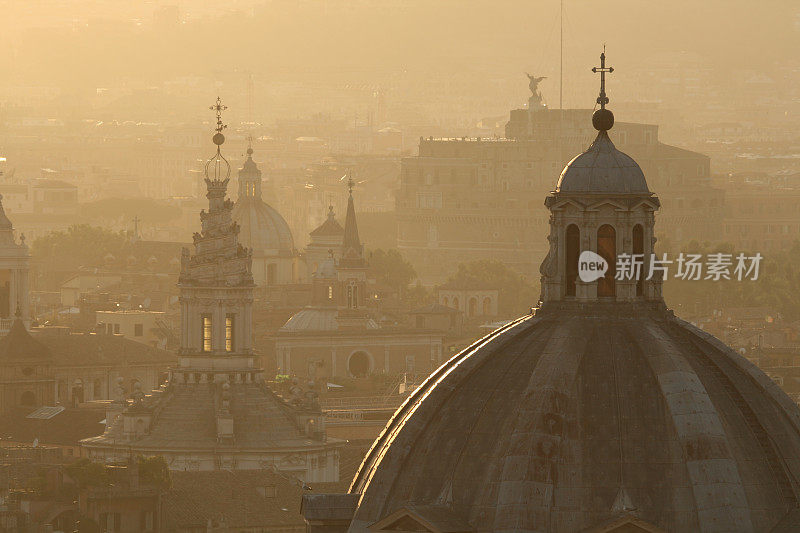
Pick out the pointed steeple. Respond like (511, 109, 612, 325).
(340, 177, 365, 269)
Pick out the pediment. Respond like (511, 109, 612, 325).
(549, 198, 587, 212)
(380, 515, 431, 531)
(585, 199, 629, 212)
(581, 514, 667, 533)
(629, 198, 660, 212)
(369, 505, 473, 533)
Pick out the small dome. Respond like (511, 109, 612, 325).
(280, 308, 339, 332)
(280, 308, 379, 332)
(557, 131, 649, 194)
(232, 200, 295, 254)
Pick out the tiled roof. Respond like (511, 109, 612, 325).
(34, 332, 174, 366)
(84, 383, 329, 450)
(0, 407, 105, 447)
(162, 469, 306, 530)
(408, 303, 461, 315)
(0, 319, 52, 361)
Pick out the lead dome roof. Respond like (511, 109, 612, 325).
(232, 200, 295, 254)
(556, 130, 649, 194)
(347, 307, 800, 532)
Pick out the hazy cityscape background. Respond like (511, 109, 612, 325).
(1, 1, 800, 531)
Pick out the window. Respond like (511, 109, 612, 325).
(100, 513, 121, 532)
(134, 323, 143, 337)
(565, 225, 580, 297)
(225, 315, 234, 352)
(202, 315, 212, 352)
(597, 225, 617, 297)
(113, 323, 120, 334)
(405, 355, 416, 374)
(633, 224, 644, 297)
(140, 511, 154, 531)
(347, 284, 359, 309)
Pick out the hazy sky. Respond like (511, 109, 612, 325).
(0, 1, 797, 122)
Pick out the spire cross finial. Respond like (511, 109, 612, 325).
(347, 176, 355, 196)
(209, 96, 228, 134)
(591, 48, 614, 110)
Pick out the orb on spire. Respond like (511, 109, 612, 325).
(591, 48, 615, 131)
(205, 97, 231, 182)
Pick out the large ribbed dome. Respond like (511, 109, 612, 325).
(232, 199, 295, 254)
(347, 304, 800, 532)
(556, 131, 649, 194)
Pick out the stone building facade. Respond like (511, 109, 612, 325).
(397, 106, 722, 283)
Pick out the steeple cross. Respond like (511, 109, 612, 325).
(591, 50, 614, 109)
(209, 96, 228, 133)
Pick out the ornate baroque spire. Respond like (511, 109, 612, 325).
(205, 97, 231, 192)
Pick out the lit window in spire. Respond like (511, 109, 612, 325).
(202, 316, 212, 352)
(225, 315, 235, 352)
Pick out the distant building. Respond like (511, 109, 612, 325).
(437, 289, 498, 320)
(305, 204, 345, 275)
(95, 310, 166, 348)
(0, 195, 30, 333)
(0, 315, 54, 414)
(397, 105, 722, 282)
(59, 273, 122, 308)
(722, 179, 800, 251)
(276, 183, 444, 380)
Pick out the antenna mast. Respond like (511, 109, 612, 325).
(559, 0, 564, 109)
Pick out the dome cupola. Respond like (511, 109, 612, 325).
(556, 51, 648, 194)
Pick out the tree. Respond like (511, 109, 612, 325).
(65, 458, 109, 488)
(81, 197, 181, 226)
(661, 239, 800, 321)
(368, 249, 417, 293)
(442, 260, 539, 317)
(31, 224, 128, 271)
(137, 455, 172, 489)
